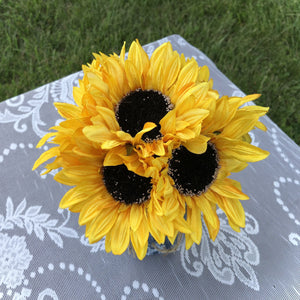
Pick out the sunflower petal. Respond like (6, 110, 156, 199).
(147, 213, 169, 244)
(87, 206, 119, 243)
(198, 65, 210, 82)
(136, 216, 149, 247)
(36, 132, 57, 148)
(134, 122, 157, 143)
(125, 60, 142, 90)
(162, 52, 181, 92)
(32, 147, 60, 170)
(60, 185, 102, 209)
(130, 232, 148, 260)
(95, 106, 120, 131)
(83, 125, 115, 143)
(128, 41, 146, 78)
(160, 110, 176, 135)
(103, 147, 126, 166)
(173, 216, 191, 234)
(185, 233, 195, 250)
(196, 196, 220, 230)
(54, 102, 82, 119)
(110, 210, 131, 255)
(175, 59, 199, 92)
(240, 94, 261, 105)
(255, 121, 267, 131)
(186, 202, 202, 244)
(223, 198, 245, 228)
(183, 135, 209, 154)
(211, 178, 249, 200)
(218, 137, 270, 162)
(203, 214, 220, 241)
(104, 231, 112, 253)
(162, 193, 179, 217)
(130, 204, 143, 232)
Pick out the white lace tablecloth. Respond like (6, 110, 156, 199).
(0, 35, 299, 300)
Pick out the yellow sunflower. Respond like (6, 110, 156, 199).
(32, 39, 269, 260)
(32, 106, 190, 260)
(166, 86, 269, 248)
(34, 40, 223, 260)
(80, 40, 215, 176)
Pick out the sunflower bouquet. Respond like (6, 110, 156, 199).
(33, 40, 269, 260)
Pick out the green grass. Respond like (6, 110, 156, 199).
(1, 0, 299, 144)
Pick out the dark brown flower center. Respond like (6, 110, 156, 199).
(168, 143, 219, 196)
(102, 164, 152, 205)
(115, 89, 173, 142)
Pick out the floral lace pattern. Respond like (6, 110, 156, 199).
(1, 198, 79, 248)
(0, 233, 32, 289)
(0, 35, 299, 299)
(181, 211, 260, 290)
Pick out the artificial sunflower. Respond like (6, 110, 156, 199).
(32, 39, 269, 260)
(81, 40, 214, 176)
(32, 108, 190, 260)
(34, 40, 217, 260)
(166, 88, 269, 248)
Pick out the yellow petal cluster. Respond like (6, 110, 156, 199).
(33, 40, 269, 260)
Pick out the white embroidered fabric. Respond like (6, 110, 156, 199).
(0, 35, 299, 299)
